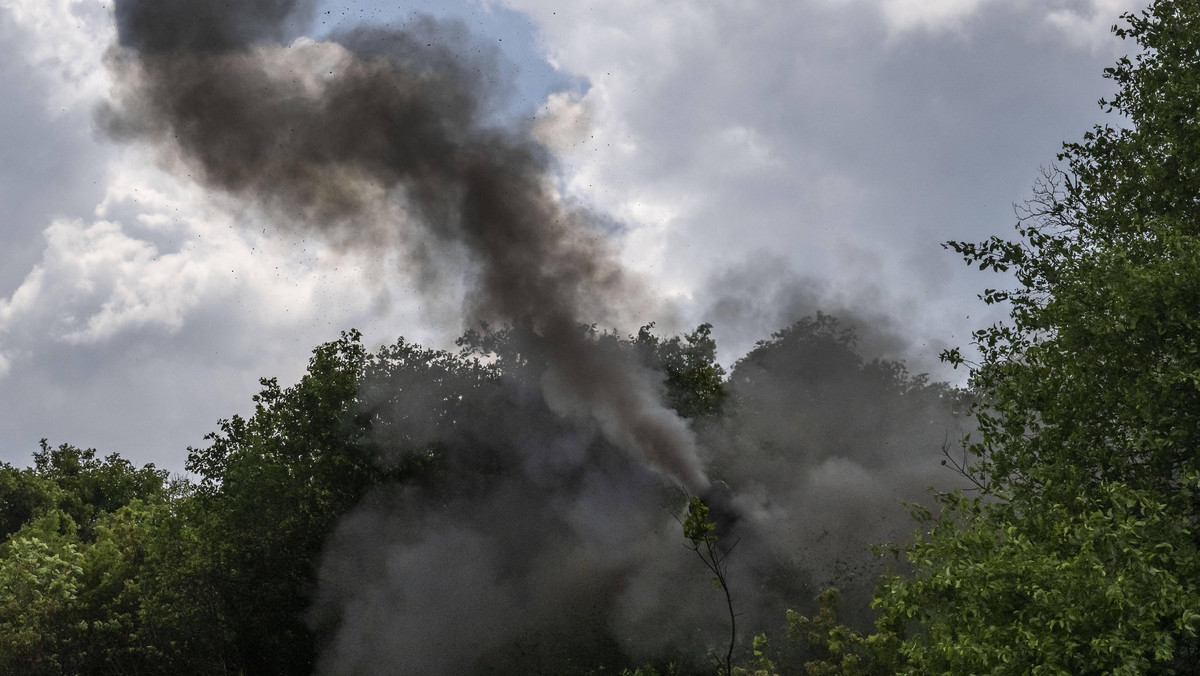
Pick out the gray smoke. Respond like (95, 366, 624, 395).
(301, 310, 970, 673)
(700, 253, 947, 376)
(306, 332, 733, 673)
(700, 312, 973, 625)
(112, 0, 317, 53)
(100, 0, 707, 492)
(99, 3, 970, 672)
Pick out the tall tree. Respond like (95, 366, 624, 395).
(176, 329, 400, 674)
(877, 2, 1200, 672)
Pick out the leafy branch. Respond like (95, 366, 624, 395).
(682, 496, 740, 676)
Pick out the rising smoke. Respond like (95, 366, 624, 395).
(100, 0, 707, 492)
(99, 2, 969, 672)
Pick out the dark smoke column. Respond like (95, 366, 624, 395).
(100, 0, 709, 491)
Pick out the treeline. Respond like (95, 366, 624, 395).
(0, 317, 964, 675)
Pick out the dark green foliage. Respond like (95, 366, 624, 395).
(0, 331, 404, 674)
(0, 441, 165, 542)
(0, 463, 54, 541)
(938, 2, 1200, 499)
(173, 329, 413, 674)
(878, 480, 1200, 674)
(0, 510, 84, 675)
(634, 322, 728, 419)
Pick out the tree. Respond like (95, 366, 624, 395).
(878, 478, 1200, 674)
(783, 588, 901, 676)
(633, 323, 728, 419)
(0, 441, 181, 675)
(0, 463, 55, 541)
(877, 2, 1200, 672)
(176, 329, 404, 674)
(0, 322, 758, 675)
(683, 496, 739, 676)
(0, 441, 165, 543)
(0, 510, 84, 675)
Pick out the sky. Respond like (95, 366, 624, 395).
(0, 0, 1142, 472)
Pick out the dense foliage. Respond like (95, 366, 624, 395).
(874, 2, 1200, 673)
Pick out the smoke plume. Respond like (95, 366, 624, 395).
(99, 2, 970, 672)
(100, 0, 707, 492)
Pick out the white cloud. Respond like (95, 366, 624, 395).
(3, 0, 113, 113)
(0, 147, 445, 355)
(0, 143, 448, 465)
(704, 125, 786, 176)
(0, 218, 200, 344)
(532, 91, 594, 152)
(502, 0, 1128, 359)
(875, 0, 997, 34)
(1045, 0, 1142, 52)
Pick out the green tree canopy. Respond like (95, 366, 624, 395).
(877, 2, 1200, 672)
(0, 441, 165, 542)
